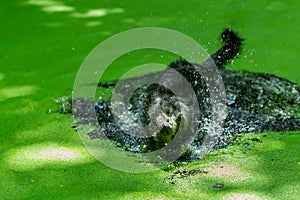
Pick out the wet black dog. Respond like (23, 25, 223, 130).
(69, 29, 300, 159)
(92, 29, 242, 152)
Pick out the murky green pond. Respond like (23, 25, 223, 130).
(1, 1, 299, 199)
(1, 0, 299, 85)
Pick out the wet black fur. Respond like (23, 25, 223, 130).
(211, 28, 244, 68)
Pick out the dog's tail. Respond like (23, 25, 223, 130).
(210, 29, 244, 68)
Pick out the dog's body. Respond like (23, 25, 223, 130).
(82, 29, 300, 159)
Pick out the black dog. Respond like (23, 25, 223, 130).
(71, 29, 299, 159)
(91, 29, 240, 153)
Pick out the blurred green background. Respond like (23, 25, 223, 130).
(0, 0, 299, 199)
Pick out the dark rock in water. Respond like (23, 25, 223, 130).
(213, 183, 224, 189)
(57, 29, 300, 160)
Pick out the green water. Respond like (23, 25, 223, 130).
(1, 1, 299, 199)
(1, 0, 299, 88)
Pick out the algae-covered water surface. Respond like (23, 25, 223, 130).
(1, 0, 299, 199)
